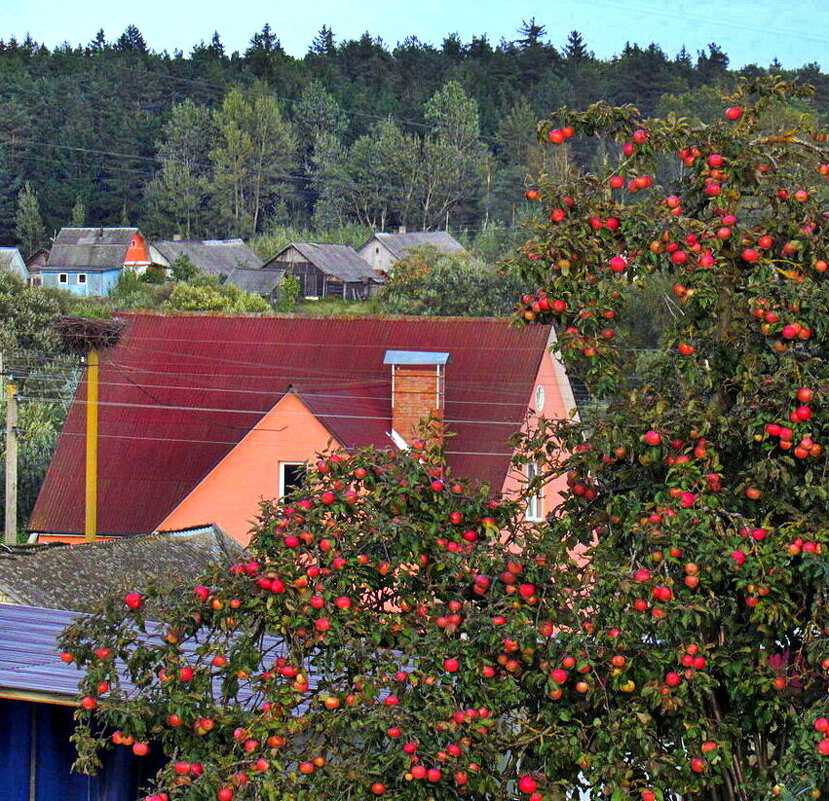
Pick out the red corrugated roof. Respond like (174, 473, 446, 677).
(29, 314, 555, 537)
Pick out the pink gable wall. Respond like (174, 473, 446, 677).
(500, 327, 577, 518)
(156, 393, 339, 546)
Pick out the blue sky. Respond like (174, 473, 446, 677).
(4, 0, 828, 69)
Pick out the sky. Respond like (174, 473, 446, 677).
(3, 0, 828, 70)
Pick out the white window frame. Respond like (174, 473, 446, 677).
(77, 273, 87, 284)
(58, 273, 68, 284)
(279, 461, 307, 499)
(525, 461, 544, 521)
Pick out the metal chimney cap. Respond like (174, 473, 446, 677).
(383, 350, 450, 366)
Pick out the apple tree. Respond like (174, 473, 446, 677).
(510, 75, 829, 800)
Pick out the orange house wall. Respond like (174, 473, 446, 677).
(500, 328, 577, 516)
(156, 394, 339, 546)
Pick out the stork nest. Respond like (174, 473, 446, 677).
(53, 316, 126, 355)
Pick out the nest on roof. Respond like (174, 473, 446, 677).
(53, 316, 126, 355)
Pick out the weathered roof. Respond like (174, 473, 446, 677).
(154, 239, 263, 275)
(25, 247, 50, 270)
(46, 228, 141, 272)
(226, 266, 284, 296)
(266, 243, 382, 283)
(364, 231, 466, 261)
(0, 525, 243, 610)
(30, 314, 556, 537)
(0, 247, 29, 280)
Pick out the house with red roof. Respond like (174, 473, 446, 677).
(29, 314, 576, 546)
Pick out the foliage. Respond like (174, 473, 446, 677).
(275, 272, 300, 313)
(163, 281, 271, 313)
(14, 181, 47, 259)
(170, 255, 200, 283)
(2, 25, 828, 237)
(379, 247, 525, 317)
(0, 270, 65, 354)
(503, 76, 829, 799)
(0, 395, 66, 540)
(250, 223, 373, 260)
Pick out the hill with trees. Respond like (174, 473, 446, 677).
(1, 21, 827, 250)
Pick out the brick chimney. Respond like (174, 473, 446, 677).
(384, 350, 449, 446)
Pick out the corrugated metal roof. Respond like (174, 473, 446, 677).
(29, 314, 555, 537)
(154, 239, 263, 275)
(46, 228, 141, 272)
(366, 231, 466, 261)
(267, 243, 382, 283)
(0, 526, 242, 610)
(0, 603, 286, 704)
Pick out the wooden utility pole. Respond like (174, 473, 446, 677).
(84, 350, 99, 542)
(4, 382, 18, 545)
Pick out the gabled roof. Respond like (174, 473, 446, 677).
(0, 525, 242, 610)
(0, 247, 28, 280)
(226, 266, 284, 296)
(153, 239, 263, 275)
(266, 243, 382, 283)
(364, 231, 466, 261)
(46, 227, 142, 272)
(29, 314, 556, 538)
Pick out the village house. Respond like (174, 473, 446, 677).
(262, 242, 383, 300)
(150, 237, 263, 276)
(29, 313, 576, 546)
(37, 228, 154, 296)
(0, 247, 29, 282)
(357, 229, 466, 275)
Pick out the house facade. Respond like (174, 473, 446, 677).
(357, 230, 466, 275)
(263, 242, 383, 300)
(29, 314, 576, 546)
(39, 228, 153, 296)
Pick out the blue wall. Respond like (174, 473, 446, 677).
(0, 698, 164, 801)
(40, 270, 122, 297)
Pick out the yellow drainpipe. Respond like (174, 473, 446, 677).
(84, 350, 99, 542)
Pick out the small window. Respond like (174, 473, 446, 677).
(525, 462, 543, 521)
(534, 385, 545, 412)
(58, 273, 68, 284)
(375, 247, 380, 254)
(279, 462, 307, 499)
(77, 273, 87, 284)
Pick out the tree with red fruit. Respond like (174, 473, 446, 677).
(508, 75, 829, 800)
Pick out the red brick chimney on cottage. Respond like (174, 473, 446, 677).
(384, 350, 449, 446)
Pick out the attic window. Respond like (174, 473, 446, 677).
(525, 462, 544, 522)
(279, 462, 307, 499)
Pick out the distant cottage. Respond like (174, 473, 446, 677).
(0, 247, 29, 282)
(151, 238, 263, 276)
(263, 242, 383, 300)
(39, 228, 153, 296)
(357, 230, 466, 275)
